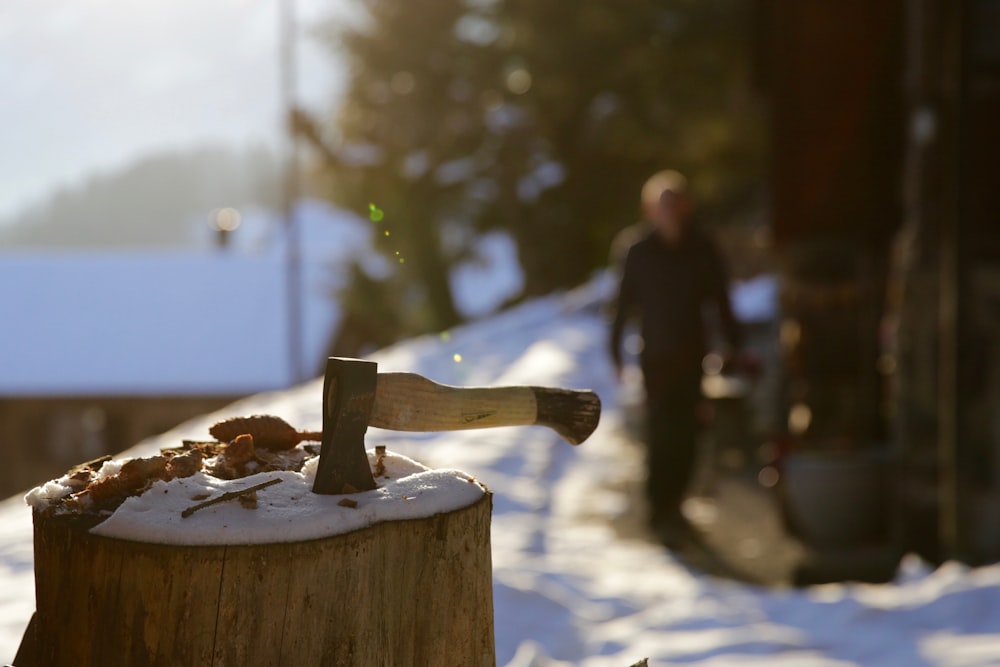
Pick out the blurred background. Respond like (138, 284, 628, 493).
(1, 0, 999, 573)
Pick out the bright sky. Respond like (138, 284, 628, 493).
(0, 0, 349, 222)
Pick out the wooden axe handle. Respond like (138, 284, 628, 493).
(369, 372, 601, 445)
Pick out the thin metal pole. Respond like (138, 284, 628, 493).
(937, 0, 966, 560)
(938, 196, 959, 559)
(280, 0, 303, 385)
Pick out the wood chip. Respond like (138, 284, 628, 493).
(238, 491, 258, 510)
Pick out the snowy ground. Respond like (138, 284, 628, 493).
(3, 278, 1000, 665)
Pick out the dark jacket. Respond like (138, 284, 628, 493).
(610, 228, 742, 374)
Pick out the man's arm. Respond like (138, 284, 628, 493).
(609, 247, 638, 374)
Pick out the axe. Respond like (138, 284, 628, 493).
(313, 357, 601, 495)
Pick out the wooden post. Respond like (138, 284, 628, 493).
(25, 492, 494, 666)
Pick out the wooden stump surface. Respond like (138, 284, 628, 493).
(27, 492, 494, 667)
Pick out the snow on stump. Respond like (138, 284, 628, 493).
(23, 444, 494, 666)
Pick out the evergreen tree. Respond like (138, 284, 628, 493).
(315, 0, 506, 333)
(495, 0, 764, 292)
(312, 0, 764, 341)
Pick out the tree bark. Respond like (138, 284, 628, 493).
(26, 493, 494, 666)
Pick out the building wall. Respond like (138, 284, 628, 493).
(762, 0, 905, 246)
(0, 395, 241, 498)
(892, 0, 1000, 563)
(757, 0, 907, 450)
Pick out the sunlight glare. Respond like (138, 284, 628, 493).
(505, 68, 532, 95)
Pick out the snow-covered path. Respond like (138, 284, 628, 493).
(3, 280, 1000, 665)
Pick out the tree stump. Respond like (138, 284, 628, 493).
(26, 492, 494, 666)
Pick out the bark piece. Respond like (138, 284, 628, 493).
(209, 415, 322, 451)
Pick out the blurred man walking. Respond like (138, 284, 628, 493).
(609, 171, 746, 547)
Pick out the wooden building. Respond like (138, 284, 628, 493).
(759, 0, 1000, 563)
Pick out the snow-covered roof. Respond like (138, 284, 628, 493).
(0, 200, 369, 396)
(1, 252, 297, 394)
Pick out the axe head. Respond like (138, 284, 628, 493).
(312, 357, 378, 495)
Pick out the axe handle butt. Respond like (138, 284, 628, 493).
(532, 386, 601, 445)
(370, 373, 600, 445)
